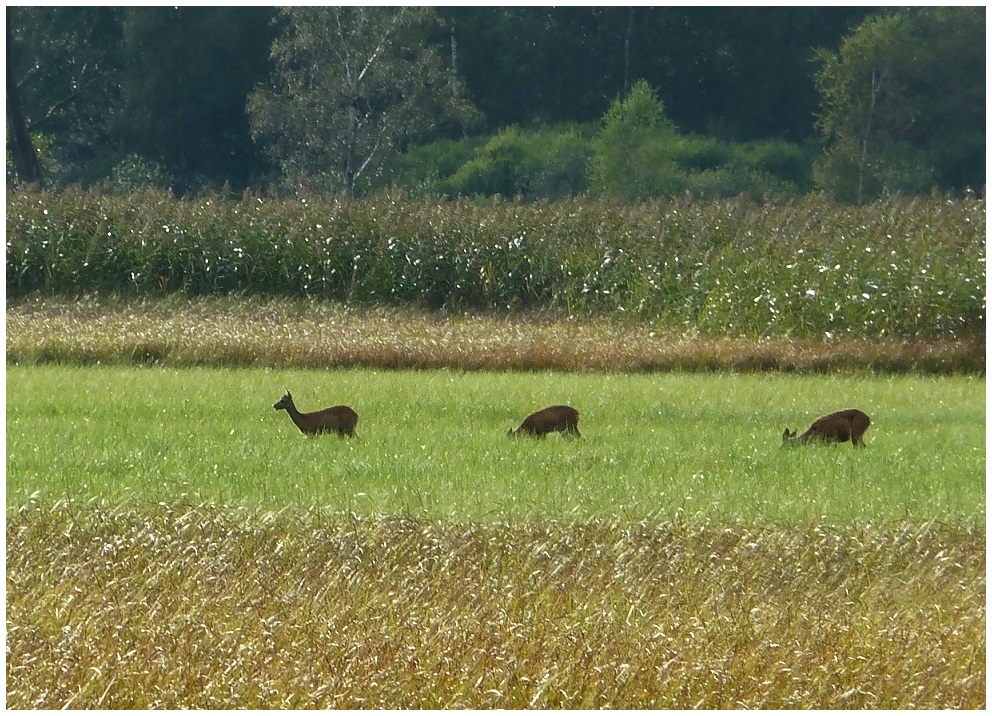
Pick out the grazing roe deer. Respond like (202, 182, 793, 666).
(273, 391, 359, 438)
(508, 405, 581, 438)
(782, 408, 870, 448)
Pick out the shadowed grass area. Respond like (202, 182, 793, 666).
(6, 503, 984, 709)
(5, 295, 984, 373)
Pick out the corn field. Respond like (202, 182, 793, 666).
(5, 188, 985, 339)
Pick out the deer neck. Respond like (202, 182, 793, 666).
(284, 403, 309, 431)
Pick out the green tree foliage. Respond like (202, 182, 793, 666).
(6, 6, 124, 186)
(814, 7, 985, 202)
(6, 7, 275, 191)
(117, 8, 276, 193)
(589, 80, 682, 201)
(663, 8, 873, 143)
(447, 7, 872, 142)
(5, 7, 981, 201)
(439, 124, 593, 200)
(248, 7, 479, 195)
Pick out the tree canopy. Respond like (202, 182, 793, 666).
(247, 7, 477, 194)
(6, 6, 984, 202)
(589, 80, 681, 201)
(814, 7, 985, 202)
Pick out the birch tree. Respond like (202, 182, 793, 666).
(248, 7, 477, 195)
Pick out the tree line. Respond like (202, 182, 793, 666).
(6, 6, 985, 203)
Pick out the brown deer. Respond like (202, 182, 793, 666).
(273, 391, 359, 438)
(782, 408, 870, 448)
(508, 405, 581, 438)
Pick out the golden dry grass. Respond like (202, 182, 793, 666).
(6, 295, 983, 373)
(6, 502, 985, 709)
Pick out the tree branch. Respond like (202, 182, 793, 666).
(356, 8, 407, 84)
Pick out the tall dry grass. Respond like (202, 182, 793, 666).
(6, 502, 984, 709)
(6, 295, 983, 373)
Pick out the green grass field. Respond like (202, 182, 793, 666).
(6, 364, 984, 524)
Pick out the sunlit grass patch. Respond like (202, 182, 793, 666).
(6, 365, 984, 524)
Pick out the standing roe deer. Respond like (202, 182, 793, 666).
(274, 391, 359, 438)
(508, 405, 581, 438)
(782, 408, 870, 448)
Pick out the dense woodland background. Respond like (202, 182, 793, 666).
(5, 7, 986, 203)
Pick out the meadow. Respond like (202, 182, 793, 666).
(5, 364, 985, 523)
(5, 361, 987, 708)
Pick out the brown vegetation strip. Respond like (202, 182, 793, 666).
(5, 502, 984, 709)
(5, 296, 984, 373)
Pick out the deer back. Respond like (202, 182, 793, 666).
(785, 408, 870, 447)
(311, 405, 359, 435)
(512, 405, 580, 437)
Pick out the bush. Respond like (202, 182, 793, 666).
(109, 154, 176, 194)
(443, 127, 534, 198)
(377, 136, 484, 196)
(372, 112, 815, 204)
(682, 168, 798, 201)
(734, 139, 815, 191)
(526, 125, 593, 200)
(674, 136, 735, 173)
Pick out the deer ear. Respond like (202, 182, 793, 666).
(782, 428, 791, 439)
